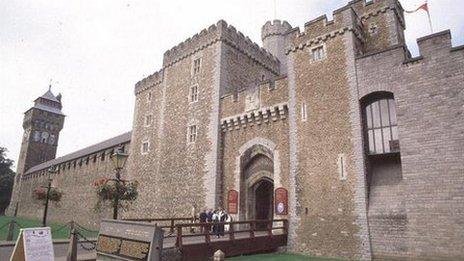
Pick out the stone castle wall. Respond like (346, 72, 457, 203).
(9, 1, 464, 260)
(17, 140, 130, 229)
(356, 30, 464, 260)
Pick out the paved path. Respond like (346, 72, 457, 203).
(1, 230, 284, 260)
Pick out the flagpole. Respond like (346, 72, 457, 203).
(425, 1, 434, 33)
(273, 0, 277, 20)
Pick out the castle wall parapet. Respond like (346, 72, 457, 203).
(262, 20, 292, 41)
(220, 76, 288, 118)
(162, 20, 280, 74)
(221, 102, 288, 132)
(286, 5, 363, 54)
(134, 69, 164, 95)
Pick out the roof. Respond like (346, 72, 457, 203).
(38, 90, 61, 103)
(25, 131, 132, 175)
(31, 104, 65, 116)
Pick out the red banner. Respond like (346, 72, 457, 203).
(275, 187, 288, 215)
(227, 190, 238, 214)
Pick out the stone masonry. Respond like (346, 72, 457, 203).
(8, 0, 463, 260)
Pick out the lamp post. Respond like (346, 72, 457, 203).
(43, 166, 57, 227)
(110, 147, 128, 219)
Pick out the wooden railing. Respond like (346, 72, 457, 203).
(174, 219, 288, 248)
(123, 217, 197, 235)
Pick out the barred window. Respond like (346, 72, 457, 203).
(193, 58, 201, 75)
(190, 85, 199, 103)
(364, 98, 399, 154)
(188, 125, 197, 143)
(311, 46, 325, 62)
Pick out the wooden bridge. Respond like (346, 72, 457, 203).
(124, 218, 288, 260)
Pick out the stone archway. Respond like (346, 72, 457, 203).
(239, 144, 274, 222)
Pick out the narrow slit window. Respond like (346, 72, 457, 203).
(301, 102, 307, 122)
(141, 141, 150, 154)
(338, 154, 347, 180)
(145, 115, 152, 126)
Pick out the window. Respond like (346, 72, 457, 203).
(311, 45, 326, 62)
(145, 115, 152, 126)
(301, 102, 307, 122)
(188, 125, 197, 143)
(101, 152, 105, 161)
(190, 85, 199, 103)
(368, 23, 378, 36)
(193, 58, 201, 75)
(364, 97, 399, 154)
(49, 134, 55, 145)
(338, 154, 347, 180)
(141, 141, 150, 154)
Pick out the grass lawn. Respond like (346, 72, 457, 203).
(0, 216, 98, 241)
(227, 253, 341, 261)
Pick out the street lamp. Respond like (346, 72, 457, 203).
(110, 147, 128, 219)
(43, 166, 57, 227)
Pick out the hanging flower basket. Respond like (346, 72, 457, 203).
(92, 178, 138, 211)
(33, 187, 63, 202)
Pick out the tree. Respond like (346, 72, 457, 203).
(0, 147, 15, 215)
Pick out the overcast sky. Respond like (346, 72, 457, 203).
(1, 0, 463, 169)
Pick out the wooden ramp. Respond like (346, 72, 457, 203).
(125, 218, 288, 260)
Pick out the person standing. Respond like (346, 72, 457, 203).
(206, 208, 214, 233)
(212, 209, 220, 238)
(199, 208, 207, 234)
(218, 208, 227, 237)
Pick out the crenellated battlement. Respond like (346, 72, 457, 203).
(416, 30, 461, 57)
(286, 3, 363, 54)
(134, 69, 164, 95)
(262, 20, 292, 41)
(220, 76, 288, 119)
(163, 20, 280, 74)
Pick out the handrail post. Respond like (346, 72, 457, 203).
(68, 221, 75, 239)
(229, 222, 235, 241)
(7, 220, 15, 241)
(170, 219, 175, 234)
(284, 219, 289, 235)
(205, 223, 211, 244)
(267, 220, 273, 237)
(250, 221, 255, 239)
(176, 225, 183, 248)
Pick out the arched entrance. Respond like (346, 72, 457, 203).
(239, 144, 274, 222)
(253, 178, 274, 220)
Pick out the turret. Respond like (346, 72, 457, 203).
(261, 20, 292, 74)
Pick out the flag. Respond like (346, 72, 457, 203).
(405, 3, 428, 13)
(405, 1, 433, 33)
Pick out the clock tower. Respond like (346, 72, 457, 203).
(7, 87, 65, 214)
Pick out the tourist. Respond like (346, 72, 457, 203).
(206, 208, 213, 233)
(199, 208, 207, 234)
(218, 208, 227, 237)
(224, 211, 232, 232)
(212, 209, 220, 238)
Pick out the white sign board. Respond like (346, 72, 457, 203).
(10, 227, 55, 261)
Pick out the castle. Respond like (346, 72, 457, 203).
(7, 0, 464, 259)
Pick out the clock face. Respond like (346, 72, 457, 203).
(41, 132, 49, 139)
(23, 130, 30, 140)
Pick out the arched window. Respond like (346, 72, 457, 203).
(362, 93, 399, 155)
